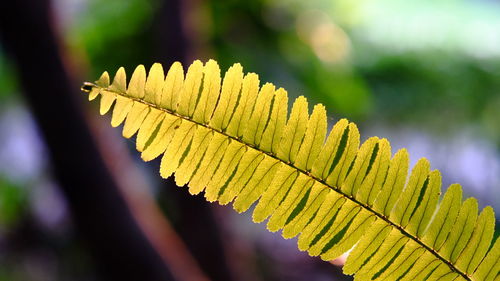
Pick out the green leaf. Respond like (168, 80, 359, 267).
(83, 60, 498, 281)
(472, 236, 499, 281)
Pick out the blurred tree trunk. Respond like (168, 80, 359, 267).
(152, 1, 235, 281)
(0, 1, 175, 280)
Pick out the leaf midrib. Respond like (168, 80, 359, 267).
(90, 84, 471, 281)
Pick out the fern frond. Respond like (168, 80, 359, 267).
(82, 60, 498, 281)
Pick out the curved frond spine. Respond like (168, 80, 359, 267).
(82, 60, 498, 281)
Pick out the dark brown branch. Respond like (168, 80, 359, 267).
(152, 1, 236, 280)
(0, 1, 175, 280)
(91, 114, 210, 281)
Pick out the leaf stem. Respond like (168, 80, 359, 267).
(85, 83, 472, 281)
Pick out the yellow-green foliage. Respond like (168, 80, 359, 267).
(82, 60, 499, 281)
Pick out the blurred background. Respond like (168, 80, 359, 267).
(0, 0, 499, 280)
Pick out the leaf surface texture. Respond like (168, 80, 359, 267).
(82, 60, 498, 281)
